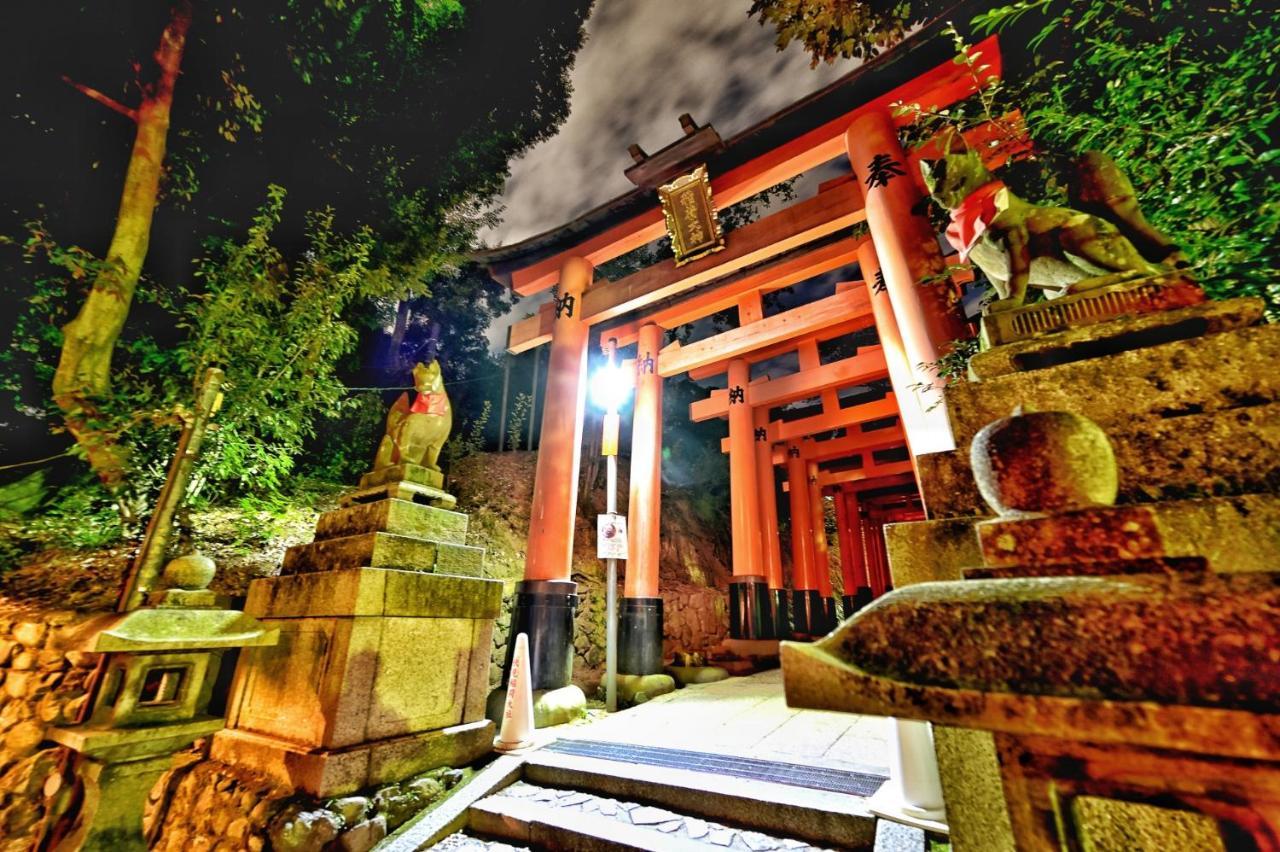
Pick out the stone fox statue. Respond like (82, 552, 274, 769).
(373, 360, 453, 473)
(921, 137, 1182, 313)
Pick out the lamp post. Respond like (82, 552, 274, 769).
(590, 337, 631, 712)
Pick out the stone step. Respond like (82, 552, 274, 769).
(464, 780, 845, 851)
(315, 498, 468, 545)
(945, 323, 1280, 445)
(918, 401, 1280, 519)
(517, 748, 876, 849)
(281, 531, 485, 577)
(968, 296, 1264, 380)
(885, 494, 1280, 587)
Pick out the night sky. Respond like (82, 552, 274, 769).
(482, 0, 855, 248)
(480, 0, 860, 348)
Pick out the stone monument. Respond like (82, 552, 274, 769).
(46, 555, 276, 851)
(212, 361, 502, 797)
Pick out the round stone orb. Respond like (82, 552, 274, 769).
(162, 552, 217, 590)
(970, 409, 1118, 517)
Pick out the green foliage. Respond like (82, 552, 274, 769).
(186, 186, 392, 494)
(0, 475, 124, 558)
(442, 399, 491, 467)
(300, 390, 389, 483)
(747, 0, 953, 65)
(506, 392, 533, 451)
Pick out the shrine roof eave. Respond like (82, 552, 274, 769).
(471, 4, 983, 288)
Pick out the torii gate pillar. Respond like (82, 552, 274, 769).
(785, 444, 819, 637)
(621, 323, 664, 674)
(847, 110, 965, 455)
(754, 407, 786, 638)
(727, 359, 769, 638)
(504, 256, 591, 695)
(807, 461, 837, 634)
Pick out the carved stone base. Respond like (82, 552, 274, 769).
(978, 272, 1203, 348)
(210, 719, 494, 798)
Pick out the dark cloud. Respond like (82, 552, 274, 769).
(481, 0, 855, 248)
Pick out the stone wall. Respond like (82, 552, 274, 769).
(0, 609, 100, 852)
(150, 750, 465, 852)
(661, 584, 728, 659)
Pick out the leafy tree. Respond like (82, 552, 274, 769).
(2, 0, 593, 511)
(747, 0, 952, 65)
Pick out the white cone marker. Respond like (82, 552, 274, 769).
(494, 632, 536, 752)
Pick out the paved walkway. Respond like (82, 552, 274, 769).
(560, 669, 891, 777)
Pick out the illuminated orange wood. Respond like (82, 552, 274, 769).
(504, 36, 1002, 296)
(732, 424, 905, 463)
(659, 287, 872, 378)
(688, 313, 875, 381)
(727, 360, 763, 579)
(506, 182, 864, 354)
(524, 257, 592, 581)
(817, 460, 915, 488)
(691, 346, 887, 422)
(846, 108, 969, 377)
(625, 323, 663, 598)
(856, 239, 955, 462)
(807, 461, 834, 597)
(597, 240, 864, 349)
(738, 291, 764, 324)
(785, 444, 817, 592)
(754, 408, 784, 590)
(834, 487, 869, 595)
(770, 395, 899, 444)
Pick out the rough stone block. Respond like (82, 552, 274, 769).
(281, 532, 484, 577)
(224, 613, 493, 750)
(212, 720, 492, 799)
(970, 296, 1264, 379)
(244, 570, 502, 620)
(891, 495, 1280, 582)
(884, 518, 982, 586)
(918, 402, 1280, 519)
(314, 499, 468, 545)
(946, 324, 1280, 444)
(976, 495, 1280, 571)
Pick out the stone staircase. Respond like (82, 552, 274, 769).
(379, 748, 930, 851)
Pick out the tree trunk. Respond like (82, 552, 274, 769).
(51, 0, 193, 495)
(387, 298, 412, 375)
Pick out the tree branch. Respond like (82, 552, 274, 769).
(60, 75, 138, 122)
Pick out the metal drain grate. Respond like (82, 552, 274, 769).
(542, 739, 887, 798)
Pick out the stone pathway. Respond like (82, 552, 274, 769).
(487, 781, 839, 852)
(560, 669, 891, 776)
(428, 833, 530, 851)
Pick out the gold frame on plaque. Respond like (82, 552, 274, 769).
(657, 165, 726, 266)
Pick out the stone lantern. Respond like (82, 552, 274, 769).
(47, 554, 277, 851)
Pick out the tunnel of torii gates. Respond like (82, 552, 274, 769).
(476, 25, 1012, 691)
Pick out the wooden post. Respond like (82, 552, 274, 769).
(727, 359, 762, 579)
(857, 240, 954, 458)
(119, 367, 223, 611)
(753, 408, 783, 590)
(847, 110, 966, 456)
(625, 324, 663, 599)
(497, 355, 511, 452)
(524, 257, 592, 581)
(807, 462, 833, 597)
(527, 347, 541, 450)
(847, 109, 969, 358)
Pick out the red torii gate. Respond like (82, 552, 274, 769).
(476, 27, 1002, 698)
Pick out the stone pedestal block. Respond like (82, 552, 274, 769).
(218, 568, 501, 796)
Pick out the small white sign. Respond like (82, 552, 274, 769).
(597, 513, 628, 560)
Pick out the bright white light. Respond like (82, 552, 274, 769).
(590, 362, 631, 412)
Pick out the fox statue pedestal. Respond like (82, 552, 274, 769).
(213, 479, 499, 797)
